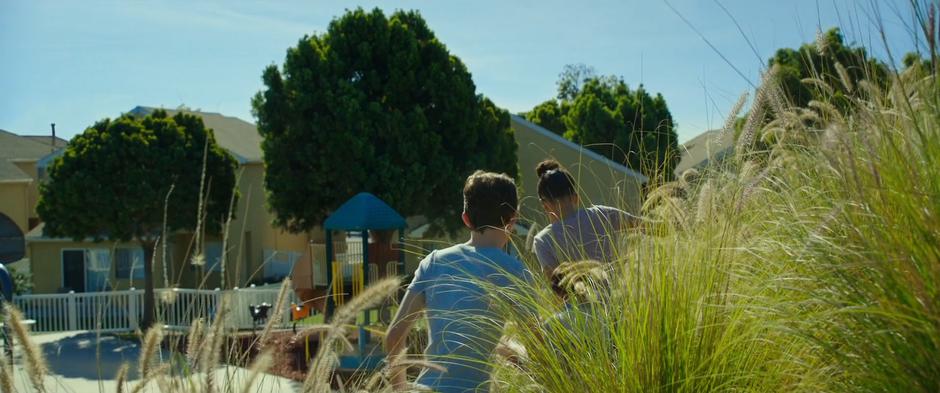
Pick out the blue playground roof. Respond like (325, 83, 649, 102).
(324, 192, 406, 231)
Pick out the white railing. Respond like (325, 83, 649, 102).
(13, 285, 298, 333)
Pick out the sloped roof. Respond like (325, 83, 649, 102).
(510, 116, 647, 182)
(21, 135, 68, 147)
(0, 160, 31, 183)
(0, 129, 56, 161)
(324, 193, 406, 231)
(129, 106, 263, 163)
(674, 129, 734, 177)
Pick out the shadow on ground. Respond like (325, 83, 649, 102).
(40, 332, 142, 380)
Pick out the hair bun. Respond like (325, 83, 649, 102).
(536, 159, 562, 177)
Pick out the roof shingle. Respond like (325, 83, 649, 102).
(0, 129, 56, 161)
(129, 106, 262, 163)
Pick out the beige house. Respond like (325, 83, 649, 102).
(510, 115, 646, 227)
(0, 129, 62, 269)
(673, 128, 733, 178)
(26, 107, 318, 294)
(18, 109, 646, 295)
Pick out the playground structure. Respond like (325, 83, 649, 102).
(291, 192, 406, 371)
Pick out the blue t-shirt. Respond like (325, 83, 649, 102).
(407, 243, 531, 393)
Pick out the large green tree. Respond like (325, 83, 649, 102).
(252, 8, 517, 233)
(37, 110, 237, 329)
(525, 66, 680, 181)
(769, 28, 890, 110)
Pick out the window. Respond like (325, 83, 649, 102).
(85, 249, 111, 292)
(263, 249, 300, 280)
(115, 248, 145, 279)
(205, 242, 223, 272)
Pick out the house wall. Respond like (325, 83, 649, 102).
(229, 163, 313, 286)
(28, 240, 169, 293)
(162, 163, 316, 290)
(0, 181, 31, 236)
(511, 116, 644, 227)
(25, 162, 324, 294)
(11, 161, 40, 226)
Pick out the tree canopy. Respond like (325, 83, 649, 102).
(252, 8, 517, 234)
(37, 110, 238, 328)
(525, 65, 680, 181)
(768, 28, 890, 110)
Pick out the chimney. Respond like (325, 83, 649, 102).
(50, 123, 56, 150)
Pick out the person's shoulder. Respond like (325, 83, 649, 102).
(432, 244, 470, 258)
(485, 249, 530, 278)
(533, 223, 555, 242)
(590, 204, 623, 213)
(589, 205, 628, 219)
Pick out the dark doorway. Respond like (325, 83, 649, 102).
(62, 250, 85, 292)
(0, 213, 24, 264)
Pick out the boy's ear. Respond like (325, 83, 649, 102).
(461, 212, 474, 230)
(506, 214, 518, 229)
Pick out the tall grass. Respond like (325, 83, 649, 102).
(485, 13, 940, 393)
(4, 4, 938, 393)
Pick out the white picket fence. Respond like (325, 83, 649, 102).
(13, 285, 298, 333)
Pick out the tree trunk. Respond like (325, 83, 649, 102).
(140, 241, 156, 331)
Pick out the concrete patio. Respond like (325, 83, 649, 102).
(7, 331, 301, 393)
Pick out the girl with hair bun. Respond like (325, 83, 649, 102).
(532, 159, 636, 280)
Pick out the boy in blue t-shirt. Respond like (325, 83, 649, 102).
(385, 170, 531, 393)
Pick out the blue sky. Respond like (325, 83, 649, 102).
(0, 1, 918, 143)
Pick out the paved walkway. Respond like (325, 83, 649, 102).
(8, 331, 301, 393)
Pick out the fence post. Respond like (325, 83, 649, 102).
(67, 291, 78, 331)
(128, 288, 139, 330)
(214, 288, 223, 330)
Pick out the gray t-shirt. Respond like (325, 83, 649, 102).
(533, 205, 630, 274)
(407, 244, 532, 393)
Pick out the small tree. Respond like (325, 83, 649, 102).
(252, 8, 517, 233)
(768, 28, 890, 110)
(526, 67, 680, 181)
(37, 110, 238, 329)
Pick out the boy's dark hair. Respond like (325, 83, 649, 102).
(536, 159, 576, 201)
(463, 170, 518, 232)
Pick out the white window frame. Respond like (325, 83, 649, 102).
(114, 247, 146, 280)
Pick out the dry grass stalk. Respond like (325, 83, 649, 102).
(0, 354, 15, 393)
(722, 92, 749, 138)
(303, 277, 402, 393)
(835, 62, 854, 93)
(258, 278, 291, 350)
(6, 305, 46, 392)
(801, 77, 835, 97)
(695, 179, 714, 224)
(115, 363, 130, 393)
(130, 364, 170, 393)
(238, 350, 273, 393)
(155, 375, 173, 393)
(201, 296, 230, 393)
(160, 289, 179, 305)
(391, 358, 449, 374)
(736, 79, 768, 160)
(139, 324, 165, 379)
(186, 318, 206, 367)
(292, 324, 335, 341)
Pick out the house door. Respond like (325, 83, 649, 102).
(62, 250, 85, 292)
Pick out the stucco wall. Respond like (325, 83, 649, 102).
(28, 240, 169, 293)
(0, 182, 30, 235)
(511, 116, 644, 227)
(12, 161, 39, 224)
